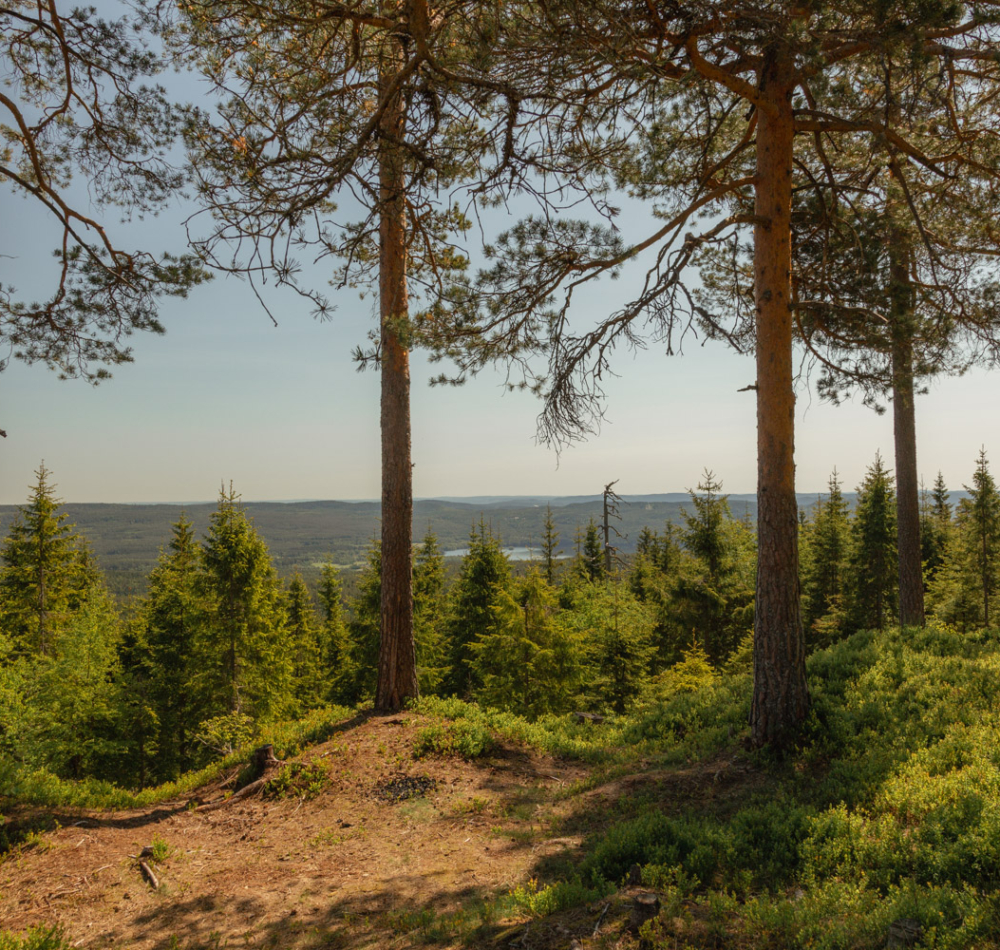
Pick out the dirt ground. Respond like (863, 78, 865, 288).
(0, 713, 608, 950)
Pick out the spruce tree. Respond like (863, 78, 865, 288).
(571, 582, 655, 715)
(681, 471, 728, 586)
(285, 575, 325, 713)
(581, 520, 605, 583)
(0, 465, 93, 656)
(26, 589, 125, 781)
(540, 506, 562, 585)
(926, 470, 983, 631)
(920, 473, 952, 584)
(317, 561, 351, 703)
(471, 571, 578, 718)
(341, 542, 382, 704)
(445, 523, 512, 698)
(198, 486, 291, 722)
(848, 454, 898, 631)
(670, 473, 756, 664)
(960, 449, 1000, 628)
(801, 470, 851, 646)
(413, 532, 447, 695)
(142, 515, 205, 781)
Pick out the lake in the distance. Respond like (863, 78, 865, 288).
(444, 546, 569, 561)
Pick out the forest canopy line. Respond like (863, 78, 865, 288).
(2, 454, 998, 791)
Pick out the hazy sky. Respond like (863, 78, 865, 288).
(1, 66, 997, 505)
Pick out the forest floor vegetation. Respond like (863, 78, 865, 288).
(3, 624, 1000, 949)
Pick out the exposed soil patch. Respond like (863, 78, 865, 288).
(0, 713, 592, 949)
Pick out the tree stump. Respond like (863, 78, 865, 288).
(887, 919, 923, 948)
(252, 744, 282, 773)
(628, 893, 661, 933)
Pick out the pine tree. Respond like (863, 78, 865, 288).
(285, 575, 325, 713)
(848, 454, 898, 631)
(0, 465, 94, 657)
(0, 0, 206, 383)
(445, 523, 512, 698)
(960, 449, 1000, 627)
(801, 470, 851, 646)
(198, 486, 291, 722)
(142, 515, 206, 782)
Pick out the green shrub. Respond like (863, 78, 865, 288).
(263, 761, 329, 800)
(0, 927, 70, 950)
(414, 720, 495, 759)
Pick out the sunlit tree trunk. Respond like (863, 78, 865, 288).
(889, 237, 925, 628)
(749, 51, 810, 749)
(374, 31, 419, 712)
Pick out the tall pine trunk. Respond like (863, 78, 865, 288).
(374, 33, 418, 712)
(889, 238, 925, 627)
(749, 51, 810, 749)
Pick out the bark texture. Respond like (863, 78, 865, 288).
(749, 52, 810, 749)
(374, 34, 419, 713)
(889, 240, 925, 628)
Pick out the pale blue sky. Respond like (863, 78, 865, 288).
(1, 192, 994, 506)
(1, 57, 997, 505)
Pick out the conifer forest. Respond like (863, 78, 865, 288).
(5, 2, 1000, 949)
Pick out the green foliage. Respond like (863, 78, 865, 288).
(445, 522, 512, 697)
(920, 471, 952, 584)
(338, 540, 380, 704)
(198, 486, 292, 722)
(800, 469, 851, 647)
(568, 581, 654, 714)
(0, 704, 354, 810)
(596, 476, 759, 676)
(471, 571, 579, 718)
(284, 574, 325, 713)
(961, 448, 1000, 626)
(0, 927, 70, 950)
(193, 713, 255, 757)
(263, 761, 329, 800)
(413, 720, 496, 759)
(928, 453, 1000, 631)
(581, 798, 811, 893)
(317, 561, 350, 703)
(413, 532, 448, 695)
(580, 519, 605, 582)
(0, 465, 95, 657)
(540, 505, 561, 585)
(847, 453, 898, 631)
(139, 515, 205, 783)
(22, 590, 128, 782)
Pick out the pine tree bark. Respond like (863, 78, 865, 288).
(749, 51, 810, 749)
(374, 33, 418, 713)
(889, 239, 925, 628)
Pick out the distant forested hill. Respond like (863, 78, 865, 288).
(0, 493, 839, 595)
